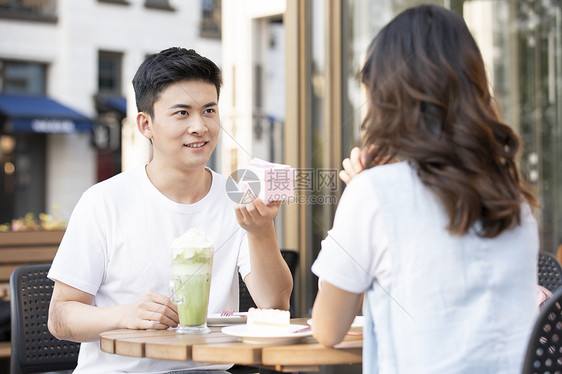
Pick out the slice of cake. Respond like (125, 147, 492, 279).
(246, 308, 290, 334)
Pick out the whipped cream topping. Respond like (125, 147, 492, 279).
(171, 228, 214, 260)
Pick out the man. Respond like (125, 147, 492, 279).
(48, 47, 292, 373)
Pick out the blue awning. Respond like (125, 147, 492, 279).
(0, 94, 94, 133)
(105, 96, 127, 113)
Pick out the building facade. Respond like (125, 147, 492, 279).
(0, 0, 222, 222)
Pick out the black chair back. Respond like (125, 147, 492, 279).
(522, 288, 562, 374)
(239, 249, 299, 316)
(538, 252, 562, 292)
(10, 263, 80, 374)
(238, 275, 257, 313)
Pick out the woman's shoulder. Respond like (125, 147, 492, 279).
(339, 163, 413, 207)
(352, 161, 416, 189)
(362, 160, 412, 176)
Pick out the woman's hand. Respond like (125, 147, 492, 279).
(339, 147, 367, 185)
(340, 146, 399, 185)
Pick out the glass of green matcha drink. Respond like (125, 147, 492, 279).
(169, 228, 214, 334)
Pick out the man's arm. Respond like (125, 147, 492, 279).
(48, 281, 179, 342)
(235, 199, 293, 311)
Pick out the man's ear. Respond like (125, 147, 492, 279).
(136, 112, 153, 140)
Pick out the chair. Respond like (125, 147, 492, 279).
(239, 249, 299, 316)
(281, 249, 299, 279)
(538, 252, 562, 292)
(238, 275, 257, 312)
(10, 263, 80, 374)
(522, 288, 562, 374)
(281, 249, 299, 316)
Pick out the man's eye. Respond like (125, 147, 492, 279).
(178, 110, 188, 116)
(203, 108, 216, 115)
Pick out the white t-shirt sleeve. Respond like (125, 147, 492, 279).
(311, 173, 388, 294)
(48, 188, 108, 296)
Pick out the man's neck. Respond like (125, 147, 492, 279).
(145, 161, 212, 204)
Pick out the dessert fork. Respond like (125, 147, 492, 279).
(293, 326, 311, 333)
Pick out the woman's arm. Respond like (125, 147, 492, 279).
(311, 280, 363, 347)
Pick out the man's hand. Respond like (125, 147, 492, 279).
(123, 291, 179, 330)
(234, 198, 282, 232)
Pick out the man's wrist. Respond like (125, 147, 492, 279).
(245, 221, 276, 236)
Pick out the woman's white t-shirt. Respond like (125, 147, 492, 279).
(312, 161, 539, 374)
(49, 166, 249, 373)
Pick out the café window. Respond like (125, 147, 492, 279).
(199, 0, 221, 39)
(0, 0, 57, 22)
(98, 51, 122, 95)
(0, 60, 48, 224)
(339, 0, 562, 253)
(0, 60, 46, 95)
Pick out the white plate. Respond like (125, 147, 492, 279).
(307, 316, 364, 328)
(207, 312, 248, 326)
(221, 324, 312, 344)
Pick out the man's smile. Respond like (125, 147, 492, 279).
(184, 141, 207, 148)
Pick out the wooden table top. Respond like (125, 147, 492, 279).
(99, 318, 362, 373)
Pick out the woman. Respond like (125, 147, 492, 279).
(311, 5, 539, 373)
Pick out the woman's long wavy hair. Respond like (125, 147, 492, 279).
(360, 4, 537, 238)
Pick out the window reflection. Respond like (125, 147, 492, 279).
(340, 0, 562, 252)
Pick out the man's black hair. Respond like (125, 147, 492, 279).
(132, 47, 222, 118)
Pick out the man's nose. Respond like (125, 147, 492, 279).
(187, 115, 207, 135)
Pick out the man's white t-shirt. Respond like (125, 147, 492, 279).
(48, 166, 250, 373)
